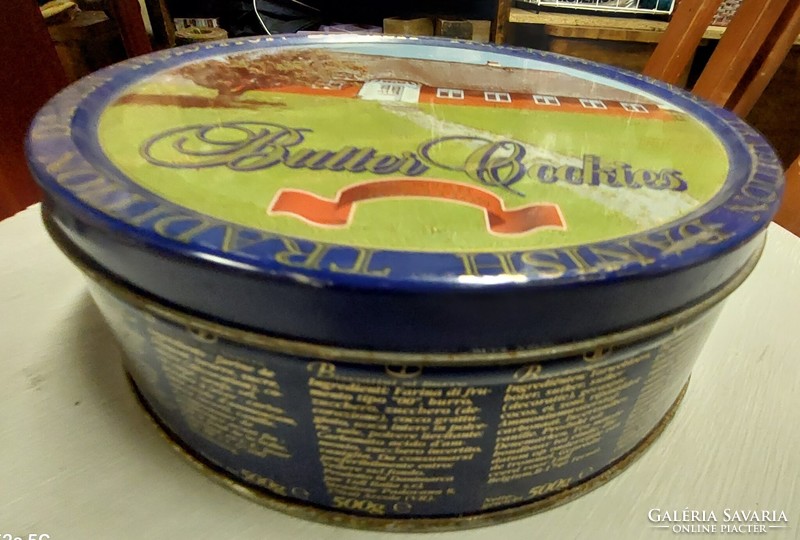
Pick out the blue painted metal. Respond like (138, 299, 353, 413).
(27, 35, 783, 351)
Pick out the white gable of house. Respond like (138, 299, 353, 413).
(358, 80, 421, 103)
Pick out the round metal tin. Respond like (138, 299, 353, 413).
(28, 35, 785, 527)
(42, 209, 761, 528)
(27, 35, 783, 352)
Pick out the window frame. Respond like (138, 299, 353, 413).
(436, 88, 465, 100)
(533, 94, 560, 106)
(620, 102, 649, 113)
(579, 98, 608, 110)
(484, 91, 512, 103)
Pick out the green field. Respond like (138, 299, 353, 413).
(97, 80, 730, 252)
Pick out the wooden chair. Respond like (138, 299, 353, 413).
(643, 0, 800, 234)
(0, 0, 151, 221)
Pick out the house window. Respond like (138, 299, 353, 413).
(580, 98, 607, 109)
(379, 83, 405, 97)
(436, 88, 464, 99)
(533, 94, 560, 106)
(621, 102, 649, 113)
(485, 92, 512, 103)
(357, 80, 421, 104)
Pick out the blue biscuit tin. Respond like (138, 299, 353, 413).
(27, 35, 782, 530)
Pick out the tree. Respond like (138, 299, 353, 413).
(116, 49, 369, 109)
(176, 49, 369, 100)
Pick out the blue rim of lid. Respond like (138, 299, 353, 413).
(27, 35, 784, 352)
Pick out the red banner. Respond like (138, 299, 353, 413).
(268, 179, 565, 235)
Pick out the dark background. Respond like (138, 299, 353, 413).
(165, 0, 497, 36)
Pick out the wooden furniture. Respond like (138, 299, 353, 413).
(545, 24, 661, 70)
(643, 0, 800, 234)
(48, 11, 123, 82)
(502, 7, 800, 68)
(0, 0, 68, 220)
(105, 0, 153, 57)
(0, 0, 152, 222)
(505, 8, 749, 39)
(496, 3, 800, 235)
(494, 0, 512, 42)
(495, 11, 680, 78)
(496, 8, 798, 91)
(142, 0, 177, 49)
(644, 0, 800, 116)
(543, 22, 692, 85)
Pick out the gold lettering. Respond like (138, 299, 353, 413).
(76, 179, 120, 205)
(220, 227, 276, 253)
(583, 347, 612, 363)
(309, 368, 490, 508)
(142, 325, 296, 460)
(30, 117, 70, 141)
(513, 364, 542, 382)
(519, 250, 568, 278)
(397, 152, 429, 176)
(274, 239, 331, 269)
(102, 193, 151, 213)
(241, 469, 288, 496)
(487, 350, 656, 492)
(127, 205, 173, 226)
(365, 154, 402, 174)
(339, 148, 375, 173)
(456, 253, 518, 276)
(314, 146, 361, 171)
(528, 477, 572, 497)
(44, 151, 77, 175)
(559, 247, 595, 273)
(152, 214, 218, 243)
(307, 362, 336, 378)
(329, 248, 390, 277)
(283, 148, 319, 169)
(584, 242, 655, 272)
(675, 219, 733, 246)
(57, 170, 106, 190)
(615, 313, 714, 453)
(557, 165, 582, 185)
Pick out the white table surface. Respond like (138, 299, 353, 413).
(1, 204, 798, 540)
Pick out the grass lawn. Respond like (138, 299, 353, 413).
(97, 81, 730, 253)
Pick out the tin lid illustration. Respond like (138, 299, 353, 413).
(28, 35, 784, 351)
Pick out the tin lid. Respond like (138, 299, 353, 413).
(28, 35, 783, 352)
